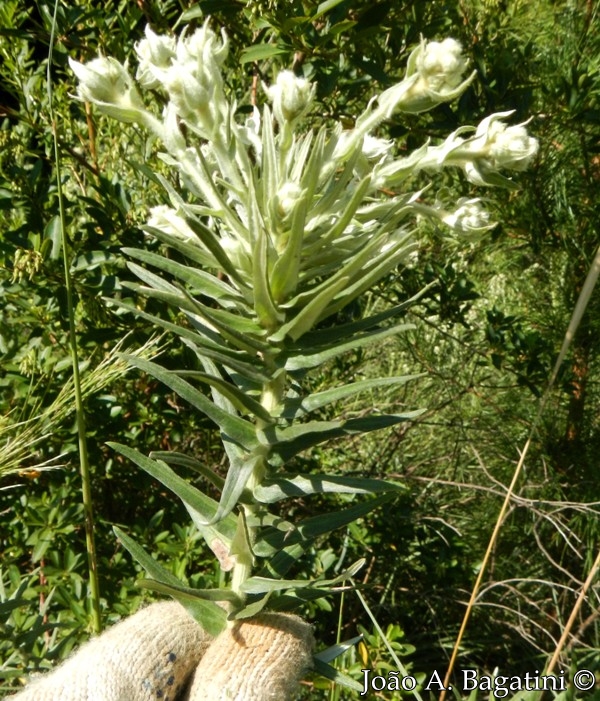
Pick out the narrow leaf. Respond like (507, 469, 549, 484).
(263, 411, 424, 465)
(312, 658, 364, 692)
(121, 355, 258, 451)
(284, 323, 414, 372)
(122, 247, 243, 305)
(148, 451, 225, 492)
(178, 370, 273, 423)
(254, 494, 395, 562)
(211, 453, 262, 525)
(109, 444, 237, 543)
(136, 580, 227, 637)
(270, 193, 308, 303)
(240, 43, 288, 63)
(269, 277, 350, 343)
(241, 558, 364, 594)
(252, 228, 284, 328)
(314, 636, 364, 664)
(253, 473, 405, 503)
(281, 374, 424, 420)
(228, 593, 272, 620)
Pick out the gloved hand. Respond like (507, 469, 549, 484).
(7, 602, 315, 701)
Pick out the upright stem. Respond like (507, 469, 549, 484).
(48, 0, 102, 635)
(230, 367, 287, 599)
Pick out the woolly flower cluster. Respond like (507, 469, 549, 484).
(70, 21, 539, 318)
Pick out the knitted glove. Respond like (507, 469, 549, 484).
(7, 601, 211, 701)
(8, 603, 314, 701)
(185, 613, 314, 701)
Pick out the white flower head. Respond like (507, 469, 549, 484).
(416, 38, 468, 93)
(147, 206, 196, 241)
(179, 21, 229, 68)
(69, 56, 144, 122)
(399, 37, 475, 114)
(163, 66, 210, 120)
(485, 120, 539, 171)
(135, 26, 176, 89)
(362, 135, 393, 162)
(442, 198, 496, 238)
(461, 112, 539, 185)
(267, 71, 316, 124)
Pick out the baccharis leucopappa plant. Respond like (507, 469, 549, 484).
(70, 19, 538, 684)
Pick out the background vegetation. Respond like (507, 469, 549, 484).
(1, 0, 599, 697)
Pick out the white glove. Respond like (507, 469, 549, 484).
(8, 602, 314, 701)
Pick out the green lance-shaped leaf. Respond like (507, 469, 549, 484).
(177, 371, 273, 423)
(137, 579, 240, 604)
(255, 494, 396, 563)
(269, 276, 350, 343)
(263, 410, 424, 465)
(187, 304, 271, 355)
(314, 635, 364, 664)
(121, 355, 259, 452)
(284, 322, 414, 372)
(183, 213, 248, 287)
(144, 225, 251, 301)
(252, 226, 284, 329)
(283, 223, 388, 315)
(227, 593, 272, 621)
(114, 526, 227, 637)
(312, 659, 364, 693)
(299, 286, 432, 347)
(299, 124, 331, 203)
(126, 261, 182, 296)
(124, 279, 269, 358)
(260, 104, 278, 223)
(241, 558, 364, 594)
(253, 472, 406, 503)
(302, 134, 359, 232)
(210, 451, 263, 525)
(288, 129, 315, 186)
(280, 374, 424, 420)
(109, 444, 237, 543)
(240, 43, 288, 63)
(149, 450, 225, 493)
(122, 247, 243, 306)
(302, 173, 372, 258)
(108, 299, 270, 383)
(320, 235, 416, 321)
(270, 192, 308, 304)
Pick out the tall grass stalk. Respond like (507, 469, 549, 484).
(440, 242, 600, 700)
(47, 0, 101, 635)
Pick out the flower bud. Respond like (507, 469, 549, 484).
(163, 66, 211, 122)
(147, 206, 197, 241)
(181, 22, 229, 67)
(416, 38, 468, 93)
(487, 122, 539, 171)
(398, 38, 475, 113)
(135, 26, 176, 89)
(274, 182, 303, 218)
(69, 56, 144, 122)
(442, 198, 496, 238)
(70, 56, 132, 105)
(267, 71, 315, 124)
(460, 112, 539, 185)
